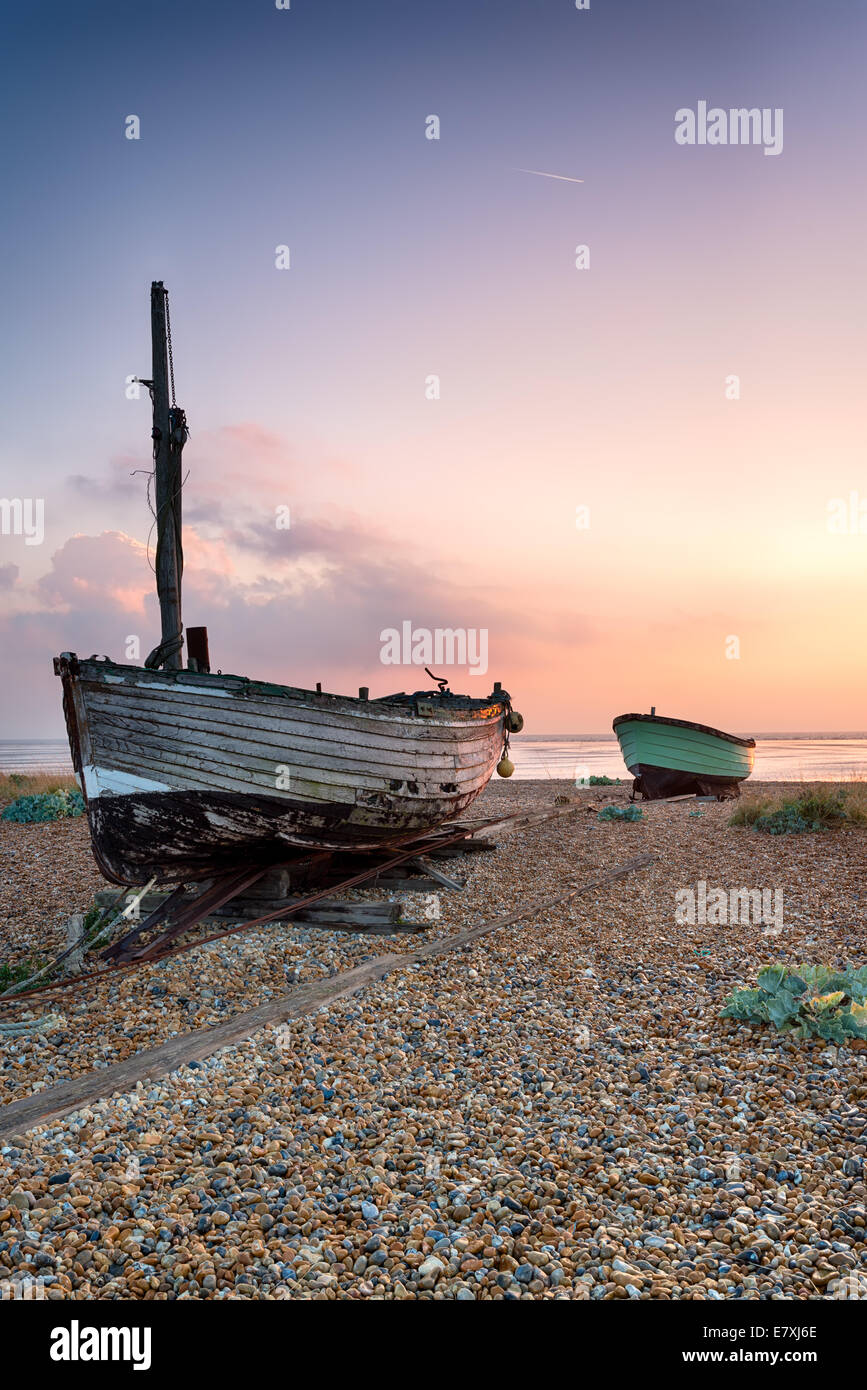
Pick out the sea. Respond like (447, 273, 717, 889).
(2, 734, 866, 782)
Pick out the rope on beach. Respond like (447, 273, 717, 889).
(0, 1014, 66, 1038)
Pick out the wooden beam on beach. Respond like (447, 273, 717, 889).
(93, 890, 432, 923)
(0, 853, 656, 1142)
(402, 858, 464, 891)
(97, 891, 428, 936)
(470, 802, 583, 839)
(371, 876, 455, 892)
(426, 840, 497, 858)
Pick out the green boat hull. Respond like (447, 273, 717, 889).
(613, 714, 755, 800)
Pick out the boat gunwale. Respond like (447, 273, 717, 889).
(612, 713, 756, 749)
(56, 654, 507, 724)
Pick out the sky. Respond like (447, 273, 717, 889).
(0, 0, 865, 736)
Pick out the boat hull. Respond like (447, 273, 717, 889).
(55, 655, 508, 885)
(613, 714, 755, 800)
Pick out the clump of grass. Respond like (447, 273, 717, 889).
(1, 787, 85, 824)
(722, 964, 867, 1045)
(0, 956, 48, 992)
(0, 901, 111, 999)
(81, 901, 110, 948)
(587, 774, 620, 786)
(730, 785, 867, 834)
(0, 772, 78, 807)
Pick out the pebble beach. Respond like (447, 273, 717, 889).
(0, 779, 865, 1301)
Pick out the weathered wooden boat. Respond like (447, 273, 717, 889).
(55, 284, 521, 886)
(55, 654, 514, 884)
(613, 709, 755, 800)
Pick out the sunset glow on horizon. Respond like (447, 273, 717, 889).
(1, 0, 865, 738)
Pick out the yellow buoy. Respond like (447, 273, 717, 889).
(496, 756, 514, 778)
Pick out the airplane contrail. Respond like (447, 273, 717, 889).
(515, 167, 585, 184)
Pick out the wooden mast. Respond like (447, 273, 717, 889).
(146, 281, 185, 670)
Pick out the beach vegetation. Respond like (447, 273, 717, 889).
(0, 773, 79, 807)
(1, 787, 85, 823)
(0, 956, 48, 992)
(722, 964, 867, 1044)
(729, 785, 867, 833)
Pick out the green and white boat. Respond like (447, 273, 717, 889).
(613, 710, 755, 800)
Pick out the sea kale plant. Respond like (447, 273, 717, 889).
(721, 964, 867, 1045)
(1, 788, 85, 823)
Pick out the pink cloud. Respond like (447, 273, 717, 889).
(1, 418, 602, 734)
(0, 509, 588, 734)
(34, 532, 152, 615)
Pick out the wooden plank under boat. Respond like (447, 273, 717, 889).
(53, 283, 521, 887)
(55, 654, 511, 885)
(613, 711, 755, 800)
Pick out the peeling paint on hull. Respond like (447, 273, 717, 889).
(89, 786, 485, 885)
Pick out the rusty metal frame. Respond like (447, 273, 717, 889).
(103, 866, 272, 963)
